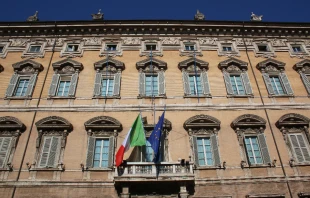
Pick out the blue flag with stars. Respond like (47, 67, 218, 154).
(148, 111, 165, 163)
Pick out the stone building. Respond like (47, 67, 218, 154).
(0, 11, 309, 198)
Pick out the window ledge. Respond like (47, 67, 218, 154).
(195, 165, 223, 170)
(268, 94, 294, 98)
(242, 164, 272, 168)
(85, 167, 113, 171)
(92, 96, 121, 99)
(137, 95, 167, 99)
(29, 167, 63, 171)
(5, 96, 32, 100)
(0, 167, 12, 171)
(48, 96, 76, 100)
(184, 95, 212, 98)
(291, 162, 310, 167)
(227, 95, 253, 98)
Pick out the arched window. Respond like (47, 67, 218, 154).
(34, 116, 72, 169)
(48, 58, 83, 98)
(257, 58, 293, 97)
(219, 58, 253, 97)
(294, 59, 310, 95)
(93, 58, 125, 98)
(5, 59, 43, 98)
(232, 114, 271, 166)
(178, 58, 211, 97)
(84, 116, 122, 169)
(184, 115, 221, 168)
(136, 58, 167, 98)
(276, 113, 310, 164)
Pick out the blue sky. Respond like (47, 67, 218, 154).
(1, 0, 309, 22)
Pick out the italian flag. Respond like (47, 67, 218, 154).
(115, 114, 146, 167)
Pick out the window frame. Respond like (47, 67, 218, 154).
(56, 75, 72, 97)
(244, 135, 264, 165)
(180, 40, 202, 57)
(22, 42, 46, 58)
(60, 41, 83, 58)
(28, 45, 42, 53)
(99, 41, 123, 57)
(253, 42, 276, 58)
(145, 74, 159, 97)
(140, 39, 163, 57)
(66, 44, 79, 52)
(13, 75, 31, 97)
(288, 43, 310, 58)
(218, 42, 240, 57)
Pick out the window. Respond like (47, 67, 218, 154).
(292, 45, 302, 53)
(66, 44, 79, 52)
(270, 76, 285, 95)
(230, 75, 245, 95)
(101, 78, 114, 96)
(56, 76, 71, 97)
(222, 45, 232, 51)
(106, 44, 117, 51)
(145, 140, 153, 162)
(189, 75, 203, 95)
(289, 133, 310, 163)
(38, 136, 61, 168)
(0, 46, 3, 53)
(93, 139, 110, 168)
(257, 44, 269, 52)
(185, 44, 195, 51)
(294, 59, 310, 95)
(244, 136, 263, 164)
(5, 59, 42, 98)
(28, 45, 41, 53)
(145, 75, 158, 96)
(145, 44, 157, 51)
(197, 137, 213, 166)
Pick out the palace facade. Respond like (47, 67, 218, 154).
(0, 11, 309, 198)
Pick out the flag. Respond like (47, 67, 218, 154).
(148, 111, 165, 163)
(115, 114, 146, 167)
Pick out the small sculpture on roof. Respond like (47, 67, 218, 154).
(251, 12, 263, 22)
(92, 9, 104, 20)
(27, 11, 39, 22)
(194, 10, 205, 21)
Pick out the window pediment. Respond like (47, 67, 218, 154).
(257, 58, 285, 72)
(94, 58, 125, 72)
(276, 113, 309, 129)
(0, 116, 25, 132)
(218, 57, 248, 71)
(178, 58, 209, 72)
(231, 114, 266, 129)
(12, 59, 43, 74)
(136, 58, 167, 71)
(84, 116, 122, 132)
(35, 116, 72, 131)
(184, 114, 220, 132)
(52, 58, 83, 73)
(294, 59, 310, 73)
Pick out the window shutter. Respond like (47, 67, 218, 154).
(297, 134, 310, 162)
(5, 73, 19, 97)
(139, 72, 146, 96)
(158, 70, 165, 96)
(223, 70, 233, 95)
(241, 72, 253, 95)
(211, 135, 221, 166)
(93, 72, 102, 97)
(108, 137, 115, 168)
(48, 74, 60, 97)
(39, 137, 52, 167)
(86, 137, 95, 168)
(182, 71, 191, 95)
(113, 72, 121, 96)
(290, 134, 304, 162)
(68, 73, 78, 97)
(279, 72, 294, 95)
(0, 137, 11, 168)
(26, 74, 38, 97)
(300, 72, 310, 94)
(262, 73, 274, 95)
(200, 71, 211, 95)
(47, 136, 60, 168)
(192, 136, 199, 167)
(257, 134, 271, 164)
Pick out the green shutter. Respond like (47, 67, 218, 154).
(113, 72, 121, 96)
(279, 72, 294, 95)
(223, 70, 233, 95)
(47, 136, 60, 168)
(241, 72, 253, 95)
(108, 137, 115, 168)
(300, 72, 310, 94)
(68, 73, 78, 97)
(182, 71, 191, 95)
(0, 137, 11, 168)
(257, 134, 271, 164)
(262, 73, 274, 95)
(6, 74, 19, 97)
(200, 71, 211, 95)
(86, 137, 95, 168)
(39, 137, 52, 167)
(139, 72, 146, 96)
(158, 71, 165, 96)
(48, 74, 60, 97)
(26, 74, 38, 97)
(192, 136, 199, 167)
(211, 135, 221, 166)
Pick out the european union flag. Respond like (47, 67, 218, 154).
(148, 111, 165, 163)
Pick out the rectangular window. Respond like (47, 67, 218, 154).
(66, 44, 79, 52)
(28, 45, 41, 53)
(189, 75, 203, 95)
(145, 44, 157, 51)
(197, 137, 213, 166)
(185, 44, 195, 51)
(14, 78, 30, 96)
(292, 45, 302, 53)
(106, 44, 117, 51)
(230, 75, 245, 95)
(93, 139, 110, 168)
(244, 136, 263, 164)
(222, 45, 232, 52)
(57, 76, 71, 96)
(101, 78, 114, 96)
(145, 139, 153, 162)
(145, 75, 158, 96)
(289, 133, 310, 163)
(270, 76, 285, 95)
(257, 45, 269, 52)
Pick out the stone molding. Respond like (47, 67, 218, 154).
(35, 116, 73, 131)
(21, 40, 46, 59)
(184, 114, 221, 135)
(12, 59, 43, 74)
(276, 113, 309, 129)
(178, 57, 209, 72)
(84, 116, 122, 134)
(0, 116, 25, 133)
(52, 58, 83, 74)
(294, 59, 310, 73)
(94, 57, 125, 71)
(218, 57, 248, 72)
(136, 57, 167, 71)
(256, 58, 286, 73)
(231, 114, 266, 129)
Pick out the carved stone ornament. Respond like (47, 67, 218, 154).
(9, 39, 30, 47)
(178, 57, 209, 72)
(250, 12, 263, 22)
(94, 58, 125, 72)
(231, 114, 266, 130)
(46, 38, 65, 47)
(136, 57, 167, 71)
(234, 38, 253, 46)
(199, 37, 218, 45)
(184, 114, 221, 135)
(160, 37, 180, 45)
(218, 57, 248, 71)
(122, 37, 141, 45)
(256, 58, 285, 72)
(35, 116, 73, 132)
(84, 116, 122, 136)
(194, 10, 205, 20)
(52, 58, 83, 73)
(0, 116, 25, 134)
(142, 116, 172, 135)
(84, 37, 102, 46)
(91, 9, 104, 20)
(276, 113, 309, 129)
(294, 59, 310, 73)
(27, 11, 39, 22)
(268, 39, 287, 47)
(12, 59, 43, 74)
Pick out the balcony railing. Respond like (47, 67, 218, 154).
(114, 162, 195, 181)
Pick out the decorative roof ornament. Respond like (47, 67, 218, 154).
(251, 12, 263, 22)
(91, 9, 104, 20)
(194, 10, 205, 21)
(27, 11, 39, 22)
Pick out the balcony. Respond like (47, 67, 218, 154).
(114, 162, 195, 182)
